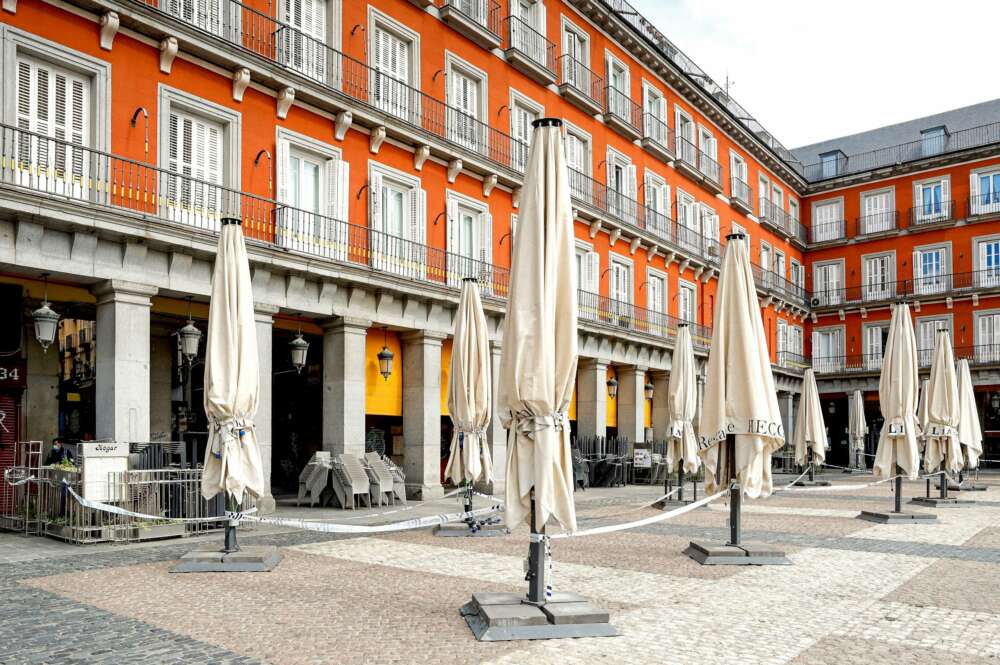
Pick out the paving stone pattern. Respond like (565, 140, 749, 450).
(1, 476, 998, 664)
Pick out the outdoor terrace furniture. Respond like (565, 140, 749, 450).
(364, 452, 396, 507)
(297, 451, 332, 507)
(330, 454, 371, 510)
(571, 447, 589, 491)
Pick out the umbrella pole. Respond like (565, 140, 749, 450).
(526, 488, 547, 605)
(464, 480, 475, 528)
(726, 435, 741, 547)
(223, 493, 239, 553)
(808, 448, 815, 482)
(678, 463, 685, 502)
(894, 463, 902, 514)
(939, 468, 948, 499)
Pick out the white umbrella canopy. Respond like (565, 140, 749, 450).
(665, 324, 699, 474)
(792, 369, 827, 468)
(922, 331, 963, 474)
(201, 220, 266, 502)
(957, 359, 983, 469)
(916, 378, 930, 449)
(444, 278, 494, 485)
(849, 389, 868, 450)
(499, 119, 578, 532)
(697, 234, 784, 498)
(872, 303, 921, 481)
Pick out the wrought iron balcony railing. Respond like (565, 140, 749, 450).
(759, 198, 791, 233)
(812, 345, 1000, 375)
(604, 85, 642, 134)
(503, 15, 556, 75)
(809, 268, 1000, 308)
(750, 262, 809, 307)
(578, 290, 712, 348)
(775, 351, 809, 372)
(967, 192, 1000, 218)
(908, 199, 955, 226)
(676, 136, 699, 171)
(857, 210, 899, 236)
(439, 0, 502, 40)
(730, 176, 752, 209)
(809, 219, 846, 244)
(698, 149, 722, 188)
(558, 54, 604, 107)
(642, 114, 673, 154)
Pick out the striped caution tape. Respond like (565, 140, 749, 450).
(239, 503, 503, 534)
(329, 486, 502, 522)
(63, 481, 256, 524)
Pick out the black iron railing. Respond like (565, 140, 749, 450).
(857, 210, 899, 235)
(908, 200, 955, 226)
(604, 86, 642, 132)
(809, 268, 1000, 308)
(775, 351, 809, 372)
(809, 219, 846, 244)
(676, 136, 699, 171)
(730, 176, 751, 208)
(698, 149, 721, 188)
(558, 54, 604, 106)
(503, 15, 556, 75)
(642, 114, 673, 153)
(812, 345, 1000, 375)
(440, 0, 502, 39)
(967, 192, 1000, 218)
(578, 290, 712, 347)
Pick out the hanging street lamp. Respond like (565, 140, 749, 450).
(644, 379, 654, 401)
(289, 320, 309, 374)
(377, 327, 394, 381)
(606, 376, 618, 399)
(177, 297, 202, 364)
(32, 273, 59, 352)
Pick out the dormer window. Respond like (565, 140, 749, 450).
(819, 150, 843, 179)
(921, 126, 947, 157)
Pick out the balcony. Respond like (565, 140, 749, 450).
(603, 86, 642, 141)
(775, 351, 809, 373)
(641, 114, 674, 162)
(697, 150, 723, 194)
(729, 176, 753, 214)
(675, 137, 701, 181)
(812, 345, 1000, 376)
(808, 219, 846, 245)
(751, 263, 810, 308)
(857, 210, 899, 236)
(809, 268, 1000, 310)
(908, 200, 955, 227)
(758, 199, 791, 238)
(788, 217, 808, 249)
(503, 15, 556, 85)
(578, 290, 712, 348)
(967, 192, 1000, 220)
(557, 55, 604, 116)
(439, 0, 502, 50)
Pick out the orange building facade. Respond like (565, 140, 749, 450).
(0, 0, 993, 494)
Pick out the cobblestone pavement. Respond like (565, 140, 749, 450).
(2, 473, 999, 664)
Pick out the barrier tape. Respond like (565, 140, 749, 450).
(333, 487, 502, 522)
(239, 504, 502, 534)
(4, 469, 35, 486)
(63, 482, 256, 524)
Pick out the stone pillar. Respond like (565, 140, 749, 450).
(93, 280, 157, 442)
(255, 305, 277, 508)
(576, 358, 608, 440)
(402, 331, 446, 500)
(617, 365, 648, 444)
(695, 368, 706, 433)
(322, 317, 370, 457)
(650, 370, 670, 441)
(25, 323, 60, 444)
(487, 340, 506, 492)
(148, 325, 174, 441)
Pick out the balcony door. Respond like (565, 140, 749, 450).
(510, 99, 537, 172)
(978, 313, 1000, 363)
(972, 170, 1000, 216)
(917, 319, 949, 368)
(863, 254, 893, 301)
(562, 26, 587, 88)
(862, 190, 892, 234)
(448, 68, 484, 153)
(864, 325, 888, 370)
(609, 259, 632, 325)
(914, 247, 947, 295)
(282, 0, 326, 82)
(167, 0, 225, 37)
(915, 180, 949, 222)
(814, 263, 842, 306)
(371, 26, 411, 120)
(646, 272, 666, 335)
(164, 109, 224, 230)
(606, 154, 635, 221)
(812, 329, 842, 373)
(813, 201, 841, 242)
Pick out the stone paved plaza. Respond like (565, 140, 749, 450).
(3, 471, 1000, 664)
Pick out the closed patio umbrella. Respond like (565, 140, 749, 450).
(849, 390, 868, 470)
(922, 331, 962, 502)
(664, 323, 699, 501)
(916, 378, 930, 448)
(792, 368, 827, 474)
(201, 219, 265, 551)
(873, 303, 921, 483)
(957, 359, 983, 470)
(444, 278, 493, 521)
(498, 118, 577, 602)
(698, 233, 784, 501)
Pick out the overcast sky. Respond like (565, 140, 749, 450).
(631, 0, 1000, 149)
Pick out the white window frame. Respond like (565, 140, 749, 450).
(974, 308, 1000, 363)
(674, 104, 696, 162)
(563, 120, 592, 176)
(862, 321, 890, 370)
(509, 87, 544, 172)
(912, 175, 951, 223)
(560, 16, 590, 65)
(790, 259, 803, 289)
(858, 186, 895, 235)
(811, 325, 845, 373)
(445, 189, 493, 287)
(861, 250, 896, 302)
(811, 197, 845, 242)
(970, 165, 1000, 216)
(157, 85, 242, 188)
(444, 51, 488, 153)
(757, 173, 770, 216)
(973, 233, 1000, 288)
(813, 259, 844, 307)
(788, 198, 800, 225)
(641, 79, 667, 144)
(3, 26, 111, 152)
(912, 241, 951, 296)
(915, 315, 953, 368)
(368, 160, 427, 277)
(677, 278, 697, 323)
(368, 7, 420, 85)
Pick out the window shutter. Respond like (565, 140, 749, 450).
(369, 170, 383, 231)
(971, 172, 981, 210)
(326, 157, 348, 260)
(276, 139, 291, 203)
(941, 178, 950, 208)
(414, 187, 427, 245)
(811, 331, 820, 362)
(587, 251, 599, 293)
(511, 213, 518, 249)
(626, 164, 637, 200)
(480, 210, 492, 267)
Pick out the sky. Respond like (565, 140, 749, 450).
(631, 0, 1000, 149)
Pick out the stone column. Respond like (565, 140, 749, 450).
(402, 331, 446, 500)
(93, 280, 157, 442)
(322, 317, 370, 458)
(25, 322, 60, 444)
(617, 365, 648, 444)
(148, 324, 174, 441)
(487, 340, 506, 492)
(650, 370, 670, 441)
(255, 305, 278, 510)
(576, 358, 608, 440)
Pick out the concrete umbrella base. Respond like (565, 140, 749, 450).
(956, 483, 988, 491)
(460, 592, 617, 641)
(910, 496, 972, 507)
(857, 511, 937, 524)
(684, 541, 790, 565)
(171, 545, 282, 573)
(792, 479, 831, 487)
